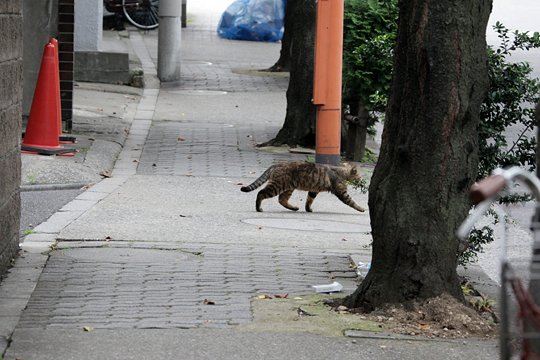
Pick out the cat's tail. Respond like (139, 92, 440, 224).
(241, 166, 274, 192)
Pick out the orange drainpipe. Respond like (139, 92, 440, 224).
(313, 0, 344, 165)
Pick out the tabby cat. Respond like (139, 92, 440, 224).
(241, 161, 366, 213)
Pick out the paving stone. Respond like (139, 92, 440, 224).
(137, 122, 306, 177)
(17, 244, 360, 329)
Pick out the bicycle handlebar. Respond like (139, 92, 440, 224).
(470, 175, 506, 205)
(458, 167, 540, 241)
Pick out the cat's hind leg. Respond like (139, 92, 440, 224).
(256, 184, 279, 212)
(305, 191, 318, 212)
(278, 190, 299, 211)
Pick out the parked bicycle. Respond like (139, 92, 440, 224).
(104, 0, 159, 30)
(458, 167, 540, 360)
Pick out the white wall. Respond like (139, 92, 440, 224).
(74, 0, 102, 51)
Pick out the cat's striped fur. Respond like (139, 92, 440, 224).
(241, 161, 365, 213)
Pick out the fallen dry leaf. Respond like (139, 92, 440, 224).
(203, 299, 215, 305)
(257, 295, 273, 300)
(273, 294, 289, 299)
(178, 137, 185, 141)
(297, 307, 315, 316)
(83, 326, 94, 332)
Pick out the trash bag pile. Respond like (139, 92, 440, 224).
(217, 0, 286, 42)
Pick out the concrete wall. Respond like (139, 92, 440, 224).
(74, 0, 102, 51)
(74, 0, 130, 85)
(0, 0, 23, 275)
(22, 0, 58, 116)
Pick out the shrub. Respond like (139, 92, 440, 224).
(342, 0, 397, 114)
(478, 22, 540, 179)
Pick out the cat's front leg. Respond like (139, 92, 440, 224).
(333, 188, 366, 212)
(305, 191, 318, 212)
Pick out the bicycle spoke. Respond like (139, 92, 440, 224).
(123, 0, 159, 29)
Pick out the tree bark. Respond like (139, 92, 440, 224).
(261, 0, 316, 147)
(344, 0, 493, 310)
(265, 0, 292, 72)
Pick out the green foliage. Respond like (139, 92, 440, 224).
(469, 296, 496, 313)
(361, 148, 378, 164)
(459, 24, 540, 266)
(342, 0, 398, 113)
(478, 22, 540, 179)
(459, 225, 494, 267)
(348, 177, 369, 194)
(461, 281, 475, 296)
(23, 228, 34, 236)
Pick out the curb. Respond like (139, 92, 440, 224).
(20, 182, 90, 192)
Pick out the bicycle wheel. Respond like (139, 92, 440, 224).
(122, 0, 159, 30)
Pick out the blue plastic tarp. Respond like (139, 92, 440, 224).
(217, 0, 286, 42)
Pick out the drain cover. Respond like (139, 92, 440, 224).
(59, 248, 193, 264)
(242, 218, 370, 233)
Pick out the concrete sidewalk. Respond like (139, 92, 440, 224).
(2, 3, 503, 359)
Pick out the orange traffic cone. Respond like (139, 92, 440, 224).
(22, 42, 75, 156)
(49, 38, 62, 136)
(49, 38, 76, 143)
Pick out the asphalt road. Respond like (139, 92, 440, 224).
(20, 189, 84, 238)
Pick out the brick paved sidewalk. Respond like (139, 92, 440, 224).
(138, 122, 305, 177)
(17, 242, 368, 330)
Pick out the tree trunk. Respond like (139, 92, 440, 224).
(265, 0, 292, 72)
(262, 0, 316, 147)
(344, 0, 493, 311)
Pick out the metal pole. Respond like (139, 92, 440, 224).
(158, 0, 182, 82)
(526, 207, 540, 356)
(312, 0, 344, 165)
(528, 101, 540, 355)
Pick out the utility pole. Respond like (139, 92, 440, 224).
(158, 0, 182, 81)
(312, 0, 344, 165)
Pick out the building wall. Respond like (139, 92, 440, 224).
(74, 0, 102, 51)
(0, 0, 22, 275)
(22, 0, 58, 116)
